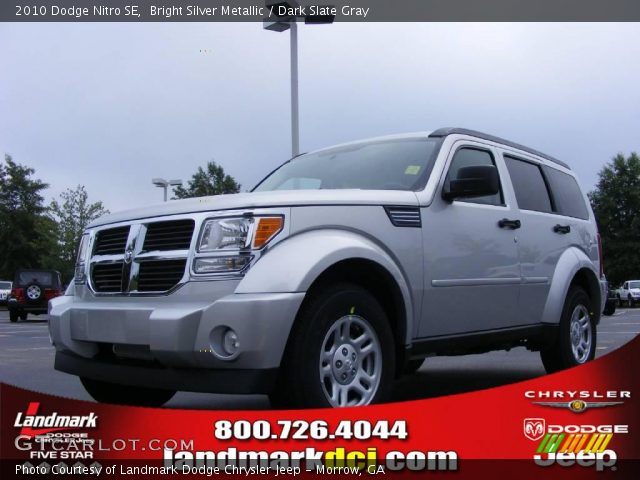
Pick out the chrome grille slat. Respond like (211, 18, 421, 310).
(143, 219, 194, 252)
(137, 259, 187, 292)
(93, 226, 130, 255)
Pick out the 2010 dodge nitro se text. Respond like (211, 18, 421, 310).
(49, 128, 607, 409)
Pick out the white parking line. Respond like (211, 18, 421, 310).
(598, 331, 639, 334)
(6, 347, 52, 351)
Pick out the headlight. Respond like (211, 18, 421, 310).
(194, 215, 283, 275)
(198, 218, 252, 251)
(74, 233, 90, 284)
(198, 216, 283, 252)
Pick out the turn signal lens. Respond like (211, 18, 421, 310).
(253, 217, 283, 249)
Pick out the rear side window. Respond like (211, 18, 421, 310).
(445, 147, 503, 206)
(504, 156, 552, 213)
(543, 166, 589, 220)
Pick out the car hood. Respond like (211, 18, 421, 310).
(89, 190, 420, 227)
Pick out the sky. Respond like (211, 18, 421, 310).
(1, 22, 639, 212)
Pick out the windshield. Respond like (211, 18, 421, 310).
(254, 138, 441, 192)
(0, 281, 11, 289)
(630, 281, 640, 289)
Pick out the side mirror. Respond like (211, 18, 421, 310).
(442, 165, 500, 201)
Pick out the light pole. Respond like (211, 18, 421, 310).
(152, 178, 183, 202)
(264, 1, 335, 157)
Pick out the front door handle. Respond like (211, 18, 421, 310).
(553, 224, 571, 234)
(498, 218, 521, 230)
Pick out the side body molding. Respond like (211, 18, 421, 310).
(541, 247, 602, 324)
(236, 229, 415, 345)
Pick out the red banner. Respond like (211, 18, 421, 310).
(2, 336, 639, 478)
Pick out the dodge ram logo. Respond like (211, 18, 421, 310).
(524, 418, 546, 441)
(124, 248, 133, 264)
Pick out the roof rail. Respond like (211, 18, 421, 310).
(429, 128, 570, 169)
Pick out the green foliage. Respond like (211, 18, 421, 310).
(0, 155, 49, 280)
(50, 185, 109, 280)
(589, 152, 640, 286)
(173, 161, 241, 199)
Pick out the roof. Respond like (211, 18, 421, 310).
(429, 127, 570, 169)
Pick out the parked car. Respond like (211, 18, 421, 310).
(8, 269, 63, 322)
(615, 280, 640, 307)
(49, 128, 606, 408)
(0, 281, 12, 306)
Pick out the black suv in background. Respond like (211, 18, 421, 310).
(8, 269, 63, 322)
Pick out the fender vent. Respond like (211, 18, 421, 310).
(384, 206, 421, 228)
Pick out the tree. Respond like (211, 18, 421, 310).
(0, 155, 49, 279)
(50, 185, 109, 279)
(173, 161, 241, 199)
(588, 152, 640, 286)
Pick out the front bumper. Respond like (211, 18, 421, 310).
(48, 281, 305, 393)
(55, 351, 278, 394)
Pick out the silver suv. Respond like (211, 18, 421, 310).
(49, 128, 606, 408)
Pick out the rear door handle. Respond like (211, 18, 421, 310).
(498, 218, 521, 230)
(553, 224, 571, 234)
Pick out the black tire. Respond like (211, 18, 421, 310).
(404, 358, 426, 374)
(9, 310, 19, 323)
(628, 296, 635, 308)
(540, 286, 596, 374)
(603, 301, 616, 316)
(270, 283, 395, 409)
(80, 378, 176, 407)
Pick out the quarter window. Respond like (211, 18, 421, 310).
(504, 156, 552, 213)
(445, 148, 503, 206)
(543, 166, 589, 220)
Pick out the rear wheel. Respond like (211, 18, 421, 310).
(270, 283, 395, 409)
(80, 378, 176, 407)
(540, 286, 596, 374)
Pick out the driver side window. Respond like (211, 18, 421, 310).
(445, 147, 503, 206)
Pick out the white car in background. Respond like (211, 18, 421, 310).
(0, 281, 12, 306)
(616, 280, 640, 307)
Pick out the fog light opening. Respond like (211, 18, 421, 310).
(209, 326, 240, 360)
(222, 329, 239, 356)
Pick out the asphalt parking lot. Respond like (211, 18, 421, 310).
(1, 307, 638, 409)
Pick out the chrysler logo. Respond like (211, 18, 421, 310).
(124, 249, 134, 264)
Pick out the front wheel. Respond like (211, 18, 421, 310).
(540, 286, 596, 374)
(270, 283, 395, 409)
(80, 378, 176, 407)
(628, 296, 635, 308)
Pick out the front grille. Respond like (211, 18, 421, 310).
(137, 260, 187, 292)
(143, 219, 194, 251)
(92, 263, 124, 292)
(94, 226, 130, 255)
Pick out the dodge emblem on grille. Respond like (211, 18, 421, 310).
(124, 249, 133, 264)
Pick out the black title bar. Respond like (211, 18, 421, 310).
(2, 0, 640, 22)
